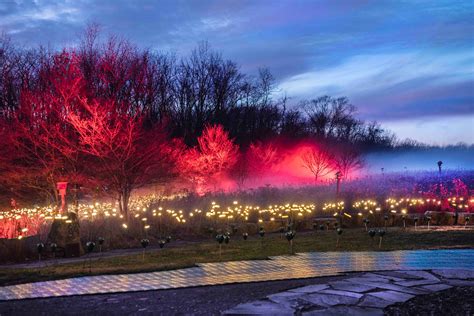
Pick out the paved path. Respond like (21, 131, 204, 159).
(224, 269, 474, 315)
(0, 249, 473, 301)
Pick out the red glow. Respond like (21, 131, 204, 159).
(230, 139, 361, 190)
(0, 214, 44, 239)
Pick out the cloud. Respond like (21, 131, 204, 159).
(278, 50, 474, 119)
(382, 114, 474, 145)
(0, 1, 81, 27)
(200, 17, 234, 31)
(0, 0, 473, 144)
(278, 51, 473, 98)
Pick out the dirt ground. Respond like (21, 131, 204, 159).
(384, 286, 474, 316)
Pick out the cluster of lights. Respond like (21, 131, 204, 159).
(1, 194, 473, 240)
(448, 197, 471, 210)
(353, 199, 380, 216)
(204, 201, 315, 223)
(258, 203, 315, 222)
(322, 201, 345, 217)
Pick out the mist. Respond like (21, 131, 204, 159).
(364, 146, 474, 173)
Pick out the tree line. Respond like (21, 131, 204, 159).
(0, 29, 403, 214)
(0, 28, 395, 148)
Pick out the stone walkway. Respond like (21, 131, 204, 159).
(0, 249, 473, 301)
(224, 269, 474, 315)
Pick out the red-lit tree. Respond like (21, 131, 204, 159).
(66, 98, 176, 217)
(182, 125, 238, 192)
(231, 141, 279, 189)
(2, 50, 178, 216)
(247, 141, 279, 174)
(301, 144, 335, 182)
(4, 52, 86, 205)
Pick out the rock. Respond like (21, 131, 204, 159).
(47, 212, 84, 257)
(394, 279, 439, 287)
(224, 300, 294, 315)
(346, 276, 390, 284)
(329, 281, 377, 293)
(318, 289, 363, 299)
(367, 290, 414, 303)
(289, 284, 329, 294)
(302, 292, 360, 307)
(267, 291, 302, 308)
(394, 270, 439, 281)
(417, 283, 452, 292)
(303, 306, 383, 316)
(363, 273, 405, 282)
(373, 271, 421, 280)
(346, 278, 428, 295)
(431, 269, 474, 280)
(443, 279, 474, 287)
(358, 295, 393, 308)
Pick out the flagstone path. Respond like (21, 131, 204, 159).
(224, 269, 474, 315)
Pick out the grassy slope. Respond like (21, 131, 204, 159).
(1, 228, 473, 286)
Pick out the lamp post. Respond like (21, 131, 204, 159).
(335, 171, 342, 226)
(335, 171, 342, 198)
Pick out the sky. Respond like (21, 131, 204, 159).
(1, 0, 473, 145)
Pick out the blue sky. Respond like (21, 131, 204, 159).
(1, 0, 473, 145)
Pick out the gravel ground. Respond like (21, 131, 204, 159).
(0, 275, 348, 315)
(384, 286, 474, 316)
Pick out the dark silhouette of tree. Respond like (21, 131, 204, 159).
(334, 144, 364, 179)
(302, 96, 359, 141)
(1, 29, 397, 151)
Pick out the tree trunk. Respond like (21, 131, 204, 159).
(120, 188, 131, 221)
(72, 183, 79, 212)
(117, 192, 123, 215)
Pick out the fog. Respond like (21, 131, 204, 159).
(364, 147, 474, 173)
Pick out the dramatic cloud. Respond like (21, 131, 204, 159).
(278, 51, 474, 118)
(1, 0, 473, 144)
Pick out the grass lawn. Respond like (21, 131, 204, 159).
(1, 227, 473, 286)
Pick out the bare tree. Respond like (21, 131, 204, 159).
(333, 145, 364, 179)
(301, 144, 335, 182)
(66, 98, 176, 218)
(303, 96, 359, 142)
